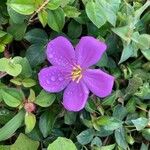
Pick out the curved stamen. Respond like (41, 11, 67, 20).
(70, 64, 83, 83)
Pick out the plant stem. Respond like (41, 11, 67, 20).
(0, 72, 7, 79)
(28, 0, 50, 24)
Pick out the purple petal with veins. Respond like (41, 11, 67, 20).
(83, 69, 115, 97)
(75, 36, 107, 68)
(38, 66, 71, 92)
(63, 81, 89, 111)
(46, 36, 76, 68)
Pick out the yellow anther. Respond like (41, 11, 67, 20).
(76, 74, 83, 83)
(71, 65, 82, 83)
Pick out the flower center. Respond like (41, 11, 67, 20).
(71, 65, 82, 83)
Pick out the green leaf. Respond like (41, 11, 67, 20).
(47, 0, 62, 10)
(115, 126, 128, 149)
(0, 30, 13, 42)
(102, 92, 116, 106)
(141, 49, 150, 61)
(48, 137, 77, 150)
(119, 43, 134, 64)
(105, 0, 121, 12)
(126, 98, 136, 113)
(96, 52, 108, 67)
(7, 22, 27, 41)
(1, 88, 24, 107)
(0, 109, 15, 125)
(6, 63, 22, 76)
(26, 44, 46, 67)
(126, 76, 143, 95)
(138, 34, 150, 50)
(85, 98, 97, 113)
(60, 0, 73, 7)
(11, 133, 39, 150)
(24, 28, 48, 44)
(22, 78, 36, 87)
(38, 10, 48, 27)
(95, 127, 113, 137)
(142, 62, 150, 72)
(134, 1, 150, 24)
(77, 129, 94, 145)
(0, 110, 25, 141)
(64, 111, 77, 125)
(96, 0, 119, 26)
(12, 57, 32, 78)
(86, 1, 106, 28)
(112, 26, 133, 43)
(142, 129, 150, 141)
(100, 144, 116, 150)
(67, 20, 82, 38)
(63, 6, 80, 18)
(7, 6, 28, 24)
(39, 109, 58, 138)
(35, 90, 56, 107)
(95, 116, 122, 131)
(0, 31, 13, 52)
(131, 117, 148, 131)
(47, 8, 65, 32)
(25, 112, 36, 133)
(8, 0, 36, 15)
(0, 30, 7, 37)
(94, 116, 110, 126)
(134, 83, 150, 99)
(126, 134, 134, 145)
(140, 143, 149, 150)
(0, 58, 9, 72)
(0, 58, 22, 77)
(0, 145, 9, 150)
(28, 89, 36, 102)
(113, 104, 127, 121)
(0, 44, 5, 52)
(0, 34, 13, 45)
(91, 137, 102, 148)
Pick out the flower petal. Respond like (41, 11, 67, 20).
(38, 66, 70, 92)
(46, 36, 75, 67)
(75, 36, 107, 68)
(63, 81, 89, 111)
(83, 69, 115, 97)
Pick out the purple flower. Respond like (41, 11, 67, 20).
(38, 36, 114, 111)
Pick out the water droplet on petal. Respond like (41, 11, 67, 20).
(58, 77, 63, 81)
(51, 76, 56, 81)
(49, 54, 53, 58)
(46, 80, 51, 84)
(58, 58, 62, 62)
(67, 91, 72, 95)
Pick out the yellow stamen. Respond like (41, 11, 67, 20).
(71, 65, 82, 83)
(76, 74, 82, 83)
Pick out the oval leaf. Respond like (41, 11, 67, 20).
(35, 90, 56, 107)
(1, 88, 24, 107)
(47, 8, 65, 32)
(48, 137, 77, 150)
(8, 0, 35, 15)
(0, 110, 25, 141)
(25, 112, 36, 133)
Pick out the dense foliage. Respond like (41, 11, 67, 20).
(0, 0, 150, 149)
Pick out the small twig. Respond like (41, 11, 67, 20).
(28, 0, 50, 24)
(103, 136, 110, 146)
(136, 106, 148, 112)
(4, 45, 11, 58)
(0, 72, 7, 79)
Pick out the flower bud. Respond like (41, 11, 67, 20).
(24, 102, 36, 113)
